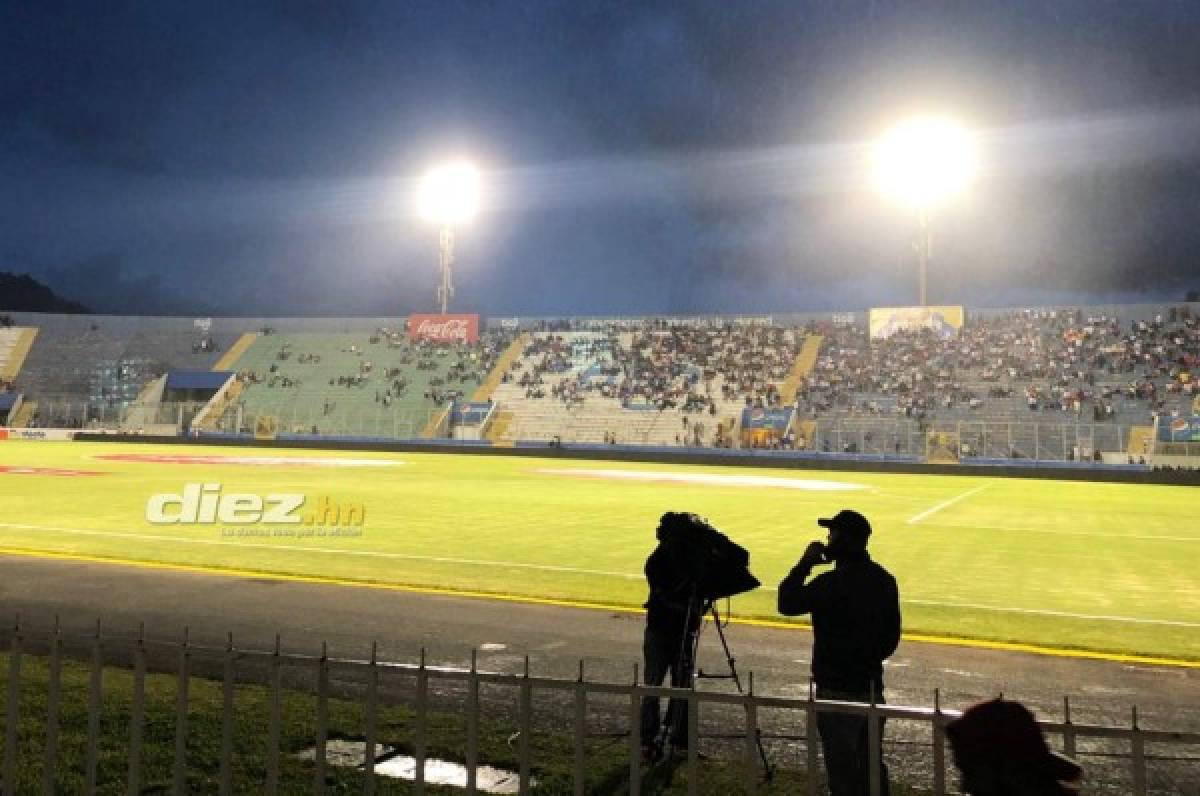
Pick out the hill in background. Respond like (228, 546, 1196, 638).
(0, 272, 90, 314)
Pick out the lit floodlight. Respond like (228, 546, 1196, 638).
(874, 117, 976, 209)
(417, 161, 481, 225)
(416, 159, 482, 314)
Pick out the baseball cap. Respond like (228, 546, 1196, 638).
(818, 509, 872, 540)
(947, 699, 1083, 784)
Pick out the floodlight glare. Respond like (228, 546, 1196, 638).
(415, 159, 482, 314)
(874, 117, 976, 209)
(417, 161, 481, 226)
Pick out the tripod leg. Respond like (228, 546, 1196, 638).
(709, 607, 774, 780)
(664, 595, 708, 751)
(665, 627, 699, 749)
(662, 597, 699, 751)
(710, 606, 743, 692)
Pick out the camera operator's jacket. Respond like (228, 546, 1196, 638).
(777, 550, 901, 694)
(644, 541, 705, 636)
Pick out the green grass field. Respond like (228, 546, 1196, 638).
(1, 440, 1197, 661)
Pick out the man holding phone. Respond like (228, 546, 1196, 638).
(778, 509, 901, 796)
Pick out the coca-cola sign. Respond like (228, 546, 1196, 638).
(408, 314, 480, 344)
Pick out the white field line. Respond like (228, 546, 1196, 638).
(897, 597, 1200, 629)
(1, 521, 1197, 629)
(92, 454, 404, 468)
(927, 522, 1200, 543)
(907, 485, 989, 525)
(752, 585, 1200, 628)
(0, 522, 640, 581)
(535, 468, 866, 491)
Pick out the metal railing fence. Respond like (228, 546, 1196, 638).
(806, 418, 1137, 461)
(213, 406, 443, 440)
(15, 398, 124, 430)
(1156, 441, 1200, 457)
(1, 618, 1196, 795)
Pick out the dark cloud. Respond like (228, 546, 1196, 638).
(2, 1, 1199, 316)
(39, 253, 217, 316)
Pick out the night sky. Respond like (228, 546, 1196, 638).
(4, 1, 1200, 317)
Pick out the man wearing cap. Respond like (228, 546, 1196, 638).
(778, 509, 901, 796)
(946, 698, 1083, 794)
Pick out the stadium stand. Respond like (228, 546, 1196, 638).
(487, 324, 807, 446)
(7, 313, 235, 428)
(795, 307, 1199, 459)
(5, 305, 1196, 462)
(213, 327, 515, 437)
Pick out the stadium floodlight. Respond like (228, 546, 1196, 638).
(418, 161, 481, 226)
(873, 116, 976, 306)
(417, 160, 481, 314)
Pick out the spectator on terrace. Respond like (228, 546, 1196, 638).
(946, 698, 1083, 795)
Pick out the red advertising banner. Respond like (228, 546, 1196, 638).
(407, 314, 480, 344)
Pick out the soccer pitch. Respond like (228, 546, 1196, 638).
(1, 440, 1197, 662)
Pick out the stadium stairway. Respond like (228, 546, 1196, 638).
(191, 377, 243, 432)
(8, 400, 35, 428)
(779, 333, 822, 401)
(484, 410, 516, 445)
(0, 327, 38, 384)
(796, 418, 816, 449)
(1127, 425, 1155, 456)
(120, 375, 170, 431)
(419, 403, 452, 439)
(212, 333, 259, 371)
(472, 332, 529, 402)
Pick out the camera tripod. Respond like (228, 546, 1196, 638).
(656, 593, 774, 780)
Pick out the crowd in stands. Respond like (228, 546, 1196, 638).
(799, 306, 1199, 427)
(506, 324, 800, 417)
(493, 308, 1200, 456)
(234, 328, 516, 415)
(621, 325, 798, 410)
(509, 333, 621, 405)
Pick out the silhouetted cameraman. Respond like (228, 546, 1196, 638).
(641, 511, 759, 760)
(640, 515, 704, 759)
(778, 509, 901, 795)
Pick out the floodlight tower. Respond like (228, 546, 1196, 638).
(874, 117, 976, 306)
(417, 161, 481, 314)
